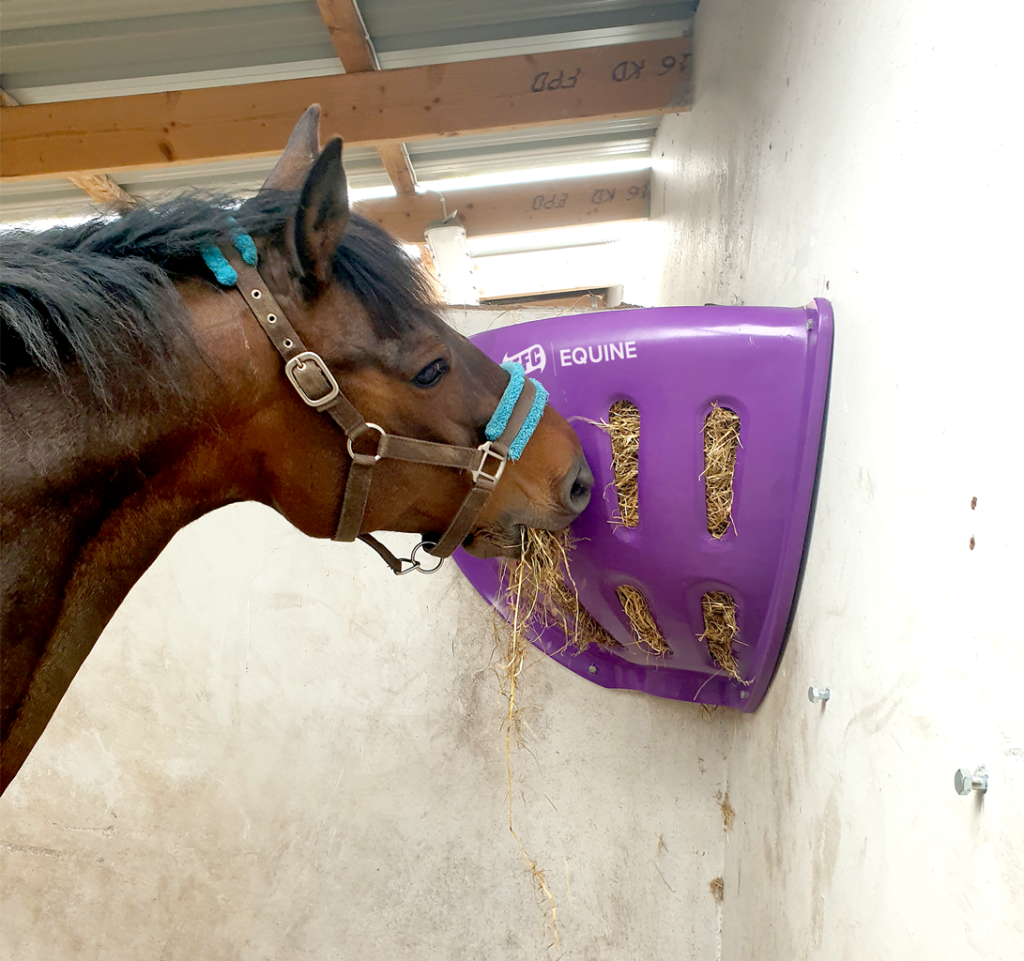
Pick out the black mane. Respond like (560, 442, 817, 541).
(0, 191, 435, 404)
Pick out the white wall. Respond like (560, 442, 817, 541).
(650, 1, 1024, 958)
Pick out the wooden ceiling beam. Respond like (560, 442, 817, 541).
(1, 88, 135, 207)
(315, 0, 417, 194)
(355, 170, 650, 245)
(315, 0, 378, 72)
(376, 143, 417, 195)
(66, 173, 136, 208)
(0, 37, 691, 182)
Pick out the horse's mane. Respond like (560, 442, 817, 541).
(0, 191, 435, 405)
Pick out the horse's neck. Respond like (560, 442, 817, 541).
(0, 378, 241, 791)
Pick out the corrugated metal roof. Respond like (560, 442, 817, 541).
(0, 1, 695, 224)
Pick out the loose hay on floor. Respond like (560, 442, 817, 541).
(601, 400, 641, 528)
(703, 404, 741, 538)
(699, 591, 749, 683)
(615, 584, 671, 655)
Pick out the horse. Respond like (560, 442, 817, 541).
(0, 105, 594, 794)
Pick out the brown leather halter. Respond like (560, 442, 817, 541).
(228, 256, 540, 574)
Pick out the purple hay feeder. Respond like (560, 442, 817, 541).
(455, 299, 834, 711)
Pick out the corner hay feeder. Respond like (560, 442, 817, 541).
(457, 300, 833, 711)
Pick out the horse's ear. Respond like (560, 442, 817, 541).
(260, 104, 322, 193)
(294, 137, 349, 287)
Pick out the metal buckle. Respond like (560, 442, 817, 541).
(471, 441, 507, 488)
(395, 539, 445, 576)
(285, 351, 340, 407)
(346, 422, 387, 465)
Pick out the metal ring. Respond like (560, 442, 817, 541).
(346, 422, 386, 463)
(267, 313, 277, 323)
(251, 289, 261, 299)
(283, 338, 293, 349)
(410, 540, 444, 574)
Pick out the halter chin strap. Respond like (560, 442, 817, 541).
(216, 247, 546, 573)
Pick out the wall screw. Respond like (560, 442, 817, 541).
(808, 686, 830, 703)
(954, 766, 988, 796)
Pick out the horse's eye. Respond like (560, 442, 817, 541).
(413, 358, 449, 388)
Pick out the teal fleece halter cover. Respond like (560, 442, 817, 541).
(484, 362, 549, 461)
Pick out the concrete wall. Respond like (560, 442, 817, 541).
(650, 1, 1023, 958)
(0, 307, 731, 960)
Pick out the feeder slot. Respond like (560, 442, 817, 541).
(616, 585, 670, 655)
(699, 591, 747, 682)
(606, 400, 640, 528)
(703, 405, 741, 538)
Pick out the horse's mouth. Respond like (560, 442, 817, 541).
(460, 524, 525, 559)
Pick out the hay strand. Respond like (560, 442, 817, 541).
(615, 585, 671, 655)
(599, 400, 641, 528)
(702, 404, 741, 538)
(497, 528, 618, 951)
(698, 591, 749, 684)
(500, 551, 560, 951)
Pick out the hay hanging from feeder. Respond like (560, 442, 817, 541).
(600, 400, 641, 528)
(699, 591, 749, 684)
(703, 404, 741, 538)
(496, 531, 563, 952)
(500, 528, 617, 658)
(615, 585, 671, 655)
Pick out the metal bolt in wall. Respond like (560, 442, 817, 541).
(954, 766, 988, 796)
(808, 686, 830, 703)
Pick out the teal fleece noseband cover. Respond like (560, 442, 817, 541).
(484, 362, 549, 461)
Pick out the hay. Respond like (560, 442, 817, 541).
(500, 528, 617, 656)
(703, 404, 741, 538)
(599, 400, 641, 528)
(497, 528, 618, 952)
(497, 538, 559, 950)
(615, 585, 671, 655)
(698, 591, 749, 683)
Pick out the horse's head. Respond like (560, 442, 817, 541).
(220, 106, 592, 559)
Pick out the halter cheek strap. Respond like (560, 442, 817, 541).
(205, 239, 548, 573)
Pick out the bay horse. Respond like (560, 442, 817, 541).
(0, 106, 593, 794)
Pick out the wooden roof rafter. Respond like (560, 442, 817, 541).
(357, 169, 651, 244)
(0, 88, 135, 209)
(315, 0, 418, 195)
(0, 37, 692, 181)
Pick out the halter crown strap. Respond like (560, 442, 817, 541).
(210, 241, 549, 570)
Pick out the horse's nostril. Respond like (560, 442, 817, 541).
(565, 458, 594, 514)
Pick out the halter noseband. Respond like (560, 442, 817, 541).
(203, 238, 548, 574)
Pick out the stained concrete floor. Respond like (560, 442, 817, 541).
(651, 0, 1023, 957)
